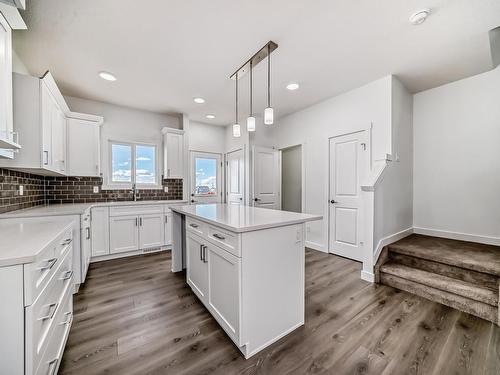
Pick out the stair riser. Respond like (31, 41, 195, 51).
(380, 273, 498, 325)
(388, 251, 499, 290)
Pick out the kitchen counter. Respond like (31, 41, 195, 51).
(169, 203, 322, 233)
(0, 218, 74, 266)
(0, 200, 188, 218)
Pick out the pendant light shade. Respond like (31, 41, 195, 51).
(233, 123, 241, 137)
(264, 43, 274, 125)
(247, 116, 256, 132)
(264, 107, 274, 125)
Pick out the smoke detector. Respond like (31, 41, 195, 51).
(409, 9, 430, 25)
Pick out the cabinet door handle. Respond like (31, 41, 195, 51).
(165, 215, 168, 223)
(48, 358, 59, 375)
(37, 258, 57, 271)
(135, 217, 138, 226)
(86, 227, 91, 240)
(199, 244, 203, 261)
(202, 245, 208, 263)
(59, 311, 73, 326)
(139, 217, 143, 226)
(59, 270, 73, 281)
(38, 302, 58, 321)
(190, 223, 199, 228)
(61, 238, 72, 246)
(43, 150, 49, 165)
(212, 233, 225, 240)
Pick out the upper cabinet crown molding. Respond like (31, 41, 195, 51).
(0, 3, 27, 29)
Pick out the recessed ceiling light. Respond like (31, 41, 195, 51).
(409, 9, 430, 25)
(193, 97, 205, 104)
(286, 82, 300, 91)
(98, 71, 117, 81)
(206, 114, 216, 119)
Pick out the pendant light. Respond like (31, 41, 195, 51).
(232, 73, 241, 137)
(247, 61, 256, 132)
(264, 44, 274, 125)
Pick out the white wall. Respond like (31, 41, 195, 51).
(64, 96, 180, 187)
(281, 145, 302, 213)
(372, 77, 413, 267)
(273, 75, 393, 251)
(413, 65, 500, 244)
(12, 49, 29, 74)
(189, 121, 225, 154)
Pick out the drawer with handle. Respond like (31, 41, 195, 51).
(186, 217, 206, 237)
(24, 228, 73, 306)
(207, 226, 240, 257)
(34, 282, 73, 375)
(25, 249, 73, 375)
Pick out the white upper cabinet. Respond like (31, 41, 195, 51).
(67, 115, 102, 176)
(162, 127, 184, 179)
(0, 72, 103, 176)
(0, 12, 20, 156)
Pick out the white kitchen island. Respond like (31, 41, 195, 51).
(169, 203, 322, 358)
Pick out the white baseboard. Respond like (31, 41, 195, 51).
(305, 241, 327, 253)
(360, 270, 374, 282)
(374, 227, 414, 265)
(91, 246, 170, 263)
(413, 227, 500, 246)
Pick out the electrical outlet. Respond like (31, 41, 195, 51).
(93, 186, 99, 193)
(164, 186, 168, 193)
(19, 185, 24, 196)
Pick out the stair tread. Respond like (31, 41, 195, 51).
(381, 262, 498, 306)
(388, 234, 500, 276)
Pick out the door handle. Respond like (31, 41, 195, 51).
(59, 270, 73, 281)
(86, 227, 91, 240)
(190, 223, 199, 228)
(38, 302, 58, 321)
(135, 217, 138, 226)
(254, 198, 261, 202)
(212, 233, 225, 241)
(37, 258, 57, 271)
(200, 244, 203, 261)
(43, 150, 49, 165)
(330, 200, 338, 204)
(139, 217, 143, 226)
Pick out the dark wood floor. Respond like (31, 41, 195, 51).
(60, 250, 500, 375)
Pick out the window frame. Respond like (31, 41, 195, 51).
(105, 140, 160, 190)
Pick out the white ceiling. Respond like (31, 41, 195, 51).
(13, 0, 500, 126)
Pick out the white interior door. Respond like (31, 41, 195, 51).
(328, 131, 368, 261)
(190, 151, 222, 204)
(252, 146, 280, 209)
(226, 149, 244, 205)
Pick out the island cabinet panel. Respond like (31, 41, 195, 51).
(186, 233, 209, 300)
(207, 243, 241, 344)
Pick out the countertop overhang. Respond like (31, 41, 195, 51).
(169, 204, 322, 233)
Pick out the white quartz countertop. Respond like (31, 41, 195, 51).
(0, 218, 74, 267)
(0, 200, 188, 218)
(170, 204, 322, 233)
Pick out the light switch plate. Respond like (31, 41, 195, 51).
(19, 185, 23, 196)
(93, 186, 99, 193)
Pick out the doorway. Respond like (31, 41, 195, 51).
(280, 145, 302, 213)
(252, 146, 280, 209)
(190, 151, 222, 204)
(328, 131, 368, 262)
(225, 148, 245, 205)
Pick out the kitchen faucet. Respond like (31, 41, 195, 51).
(131, 183, 138, 201)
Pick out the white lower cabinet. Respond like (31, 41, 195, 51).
(186, 232, 241, 343)
(186, 233, 209, 299)
(91, 204, 176, 260)
(0, 223, 74, 375)
(206, 243, 241, 342)
(90, 207, 110, 257)
(109, 215, 139, 254)
(139, 213, 165, 249)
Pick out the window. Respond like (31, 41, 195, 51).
(195, 157, 217, 195)
(109, 141, 157, 186)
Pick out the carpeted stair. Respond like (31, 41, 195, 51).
(375, 234, 500, 325)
